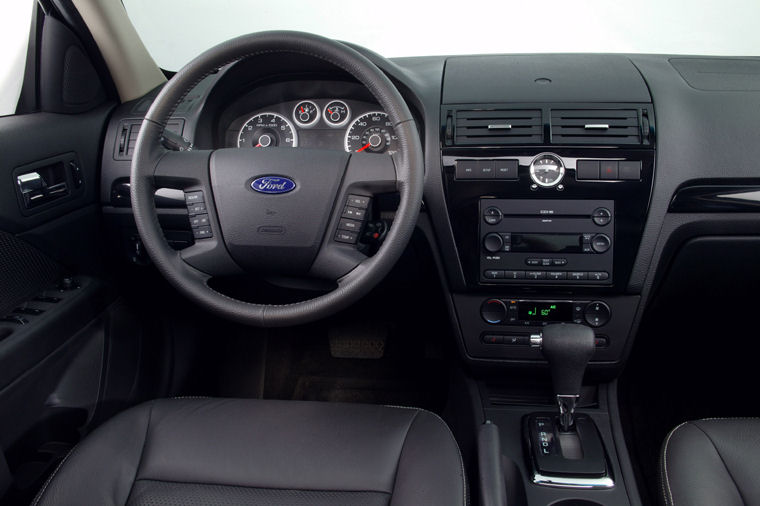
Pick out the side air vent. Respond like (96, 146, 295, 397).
(451, 109, 543, 145)
(114, 119, 185, 160)
(550, 109, 641, 145)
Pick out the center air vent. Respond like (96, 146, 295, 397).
(451, 109, 542, 146)
(550, 109, 641, 145)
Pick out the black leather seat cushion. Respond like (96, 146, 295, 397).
(661, 418, 760, 506)
(32, 398, 466, 506)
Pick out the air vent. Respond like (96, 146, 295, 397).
(452, 109, 542, 145)
(114, 119, 185, 160)
(550, 109, 641, 145)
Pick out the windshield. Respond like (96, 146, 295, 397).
(123, 0, 760, 71)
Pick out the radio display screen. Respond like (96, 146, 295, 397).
(510, 233, 582, 253)
(518, 301, 573, 322)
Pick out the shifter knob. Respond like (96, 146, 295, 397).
(540, 323, 595, 431)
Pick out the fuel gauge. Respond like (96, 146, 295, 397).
(293, 100, 320, 127)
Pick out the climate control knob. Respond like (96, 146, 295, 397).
(483, 233, 504, 253)
(584, 301, 611, 327)
(481, 299, 508, 324)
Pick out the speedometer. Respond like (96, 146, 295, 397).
(237, 113, 298, 148)
(344, 111, 398, 155)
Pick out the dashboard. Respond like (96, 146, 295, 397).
(99, 48, 760, 380)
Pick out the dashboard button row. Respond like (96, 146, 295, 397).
(576, 160, 641, 181)
(483, 270, 610, 281)
(526, 258, 568, 267)
(456, 159, 519, 180)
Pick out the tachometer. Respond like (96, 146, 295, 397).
(237, 113, 298, 148)
(344, 111, 398, 155)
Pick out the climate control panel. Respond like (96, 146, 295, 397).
(480, 298, 611, 328)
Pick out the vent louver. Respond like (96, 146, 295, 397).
(114, 119, 185, 160)
(452, 109, 542, 145)
(550, 109, 641, 145)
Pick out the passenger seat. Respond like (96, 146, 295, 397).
(660, 418, 760, 505)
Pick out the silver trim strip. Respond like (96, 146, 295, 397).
(532, 472, 615, 489)
(488, 124, 512, 130)
(584, 124, 610, 129)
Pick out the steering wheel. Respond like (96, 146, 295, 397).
(130, 31, 423, 327)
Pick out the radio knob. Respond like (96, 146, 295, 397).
(483, 206, 503, 225)
(591, 234, 611, 253)
(592, 207, 612, 226)
(584, 301, 611, 327)
(481, 299, 508, 324)
(483, 233, 504, 253)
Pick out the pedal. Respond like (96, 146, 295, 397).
(328, 322, 388, 359)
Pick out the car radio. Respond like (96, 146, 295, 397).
(479, 199, 614, 284)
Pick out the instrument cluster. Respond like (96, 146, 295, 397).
(226, 98, 398, 155)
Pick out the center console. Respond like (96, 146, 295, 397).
(437, 54, 656, 506)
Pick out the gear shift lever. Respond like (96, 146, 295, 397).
(531, 323, 595, 431)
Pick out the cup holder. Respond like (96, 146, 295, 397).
(550, 501, 604, 506)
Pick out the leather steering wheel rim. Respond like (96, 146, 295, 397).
(130, 31, 423, 327)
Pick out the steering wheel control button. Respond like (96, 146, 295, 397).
(334, 230, 359, 244)
(481, 299, 508, 324)
(338, 218, 362, 232)
(591, 234, 611, 253)
(484, 270, 505, 280)
(192, 226, 212, 240)
(483, 233, 504, 253)
(483, 206, 503, 225)
(184, 191, 204, 204)
(592, 207, 612, 226)
(189, 214, 210, 228)
(494, 160, 518, 179)
(576, 160, 600, 180)
(347, 195, 370, 208)
(619, 161, 642, 180)
(584, 301, 611, 327)
(187, 202, 207, 215)
(342, 206, 366, 220)
(600, 160, 619, 180)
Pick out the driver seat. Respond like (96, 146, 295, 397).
(32, 398, 466, 506)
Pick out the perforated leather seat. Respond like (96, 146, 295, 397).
(33, 398, 466, 506)
(661, 418, 760, 506)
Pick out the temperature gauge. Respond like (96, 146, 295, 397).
(293, 100, 319, 127)
(324, 100, 350, 127)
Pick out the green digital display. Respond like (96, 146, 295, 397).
(518, 301, 573, 322)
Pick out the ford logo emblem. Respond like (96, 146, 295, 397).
(250, 176, 296, 194)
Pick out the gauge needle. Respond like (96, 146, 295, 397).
(327, 109, 332, 115)
(356, 143, 371, 152)
(300, 106, 305, 113)
(255, 143, 261, 147)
